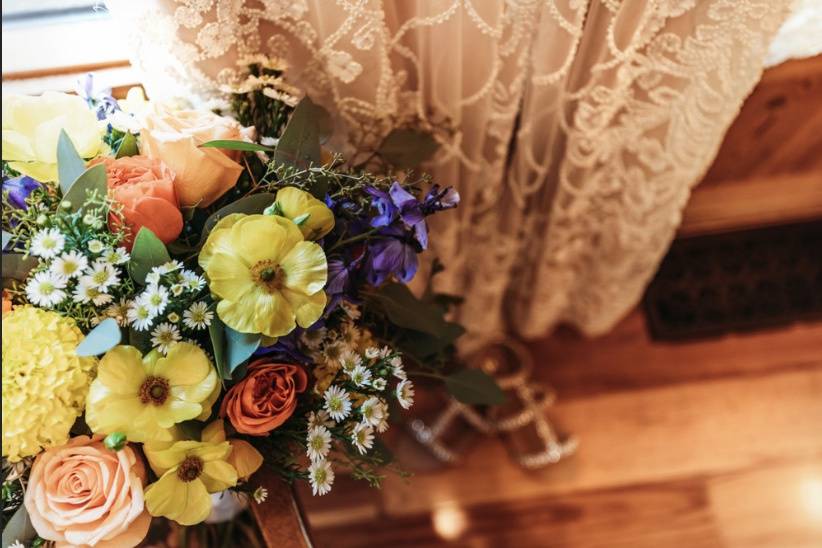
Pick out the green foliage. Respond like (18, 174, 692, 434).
(445, 369, 506, 405)
(62, 164, 108, 213)
(129, 227, 171, 284)
(75, 318, 122, 357)
(200, 140, 275, 152)
(57, 129, 87, 194)
(378, 128, 438, 169)
(272, 96, 330, 168)
(114, 132, 139, 158)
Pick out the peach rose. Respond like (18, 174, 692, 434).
(94, 155, 183, 249)
(24, 436, 151, 548)
(140, 102, 248, 208)
(220, 360, 309, 435)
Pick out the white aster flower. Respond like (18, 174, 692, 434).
(143, 285, 169, 315)
(104, 298, 131, 326)
(87, 239, 105, 254)
(396, 379, 415, 409)
(30, 228, 65, 258)
(391, 362, 407, 381)
(340, 350, 362, 373)
(87, 261, 119, 291)
(375, 402, 390, 433)
(127, 300, 155, 331)
(92, 291, 113, 306)
(378, 346, 392, 358)
(73, 276, 98, 304)
(306, 425, 332, 462)
(364, 347, 380, 359)
(322, 339, 346, 368)
(308, 460, 334, 496)
(183, 301, 213, 330)
(351, 423, 374, 455)
(167, 312, 181, 323)
(340, 300, 361, 319)
(8, 540, 24, 548)
(181, 270, 206, 291)
(300, 327, 327, 350)
(145, 271, 162, 285)
(340, 322, 361, 345)
(323, 385, 352, 422)
(252, 487, 268, 504)
(102, 246, 129, 265)
(359, 396, 385, 428)
(170, 283, 185, 296)
(348, 364, 372, 388)
(371, 378, 387, 391)
(82, 213, 103, 229)
(156, 260, 183, 274)
(50, 250, 88, 279)
(25, 270, 67, 307)
(307, 409, 334, 429)
(151, 322, 182, 353)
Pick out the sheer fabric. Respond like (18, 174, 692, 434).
(107, 0, 792, 339)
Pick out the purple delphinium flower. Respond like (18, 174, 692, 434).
(388, 182, 428, 249)
(422, 185, 460, 213)
(3, 175, 41, 209)
(365, 186, 398, 227)
(253, 331, 312, 364)
(76, 73, 119, 121)
(367, 236, 419, 286)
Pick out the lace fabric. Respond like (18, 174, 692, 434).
(107, 0, 792, 339)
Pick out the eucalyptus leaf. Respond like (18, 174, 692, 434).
(445, 369, 505, 406)
(63, 164, 107, 212)
(369, 282, 462, 338)
(115, 132, 139, 158)
(200, 139, 275, 152)
(273, 96, 329, 168)
(129, 227, 170, 284)
(196, 193, 276, 248)
(378, 128, 438, 169)
(2, 230, 11, 251)
(2, 253, 38, 281)
(208, 316, 229, 379)
(225, 325, 261, 376)
(2, 504, 37, 548)
(57, 129, 86, 194)
(75, 318, 122, 356)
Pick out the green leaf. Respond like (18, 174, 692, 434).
(208, 316, 229, 379)
(225, 325, 260, 376)
(196, 193, 276, 248)
(115, 132, 139, 158)
(2, 230, 12, 250)
(369, 282, 463, 338)
(445, 369, 505, 406)
(128, 327, 152, 353)
(2, 504, 37, 548)
(129, 227, 170, 284)
(200, 139, 275, 152)
(293, 212, 311, 226)
(63, 163, 107, 212)
(75, 318, 122, 356)
(57, 129, 86, 194)
(378, 128, 438, 169)
(1, 253, 38, 281)
(273, 96, 330, 168)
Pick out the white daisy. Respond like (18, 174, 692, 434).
(340, 322, 361, 345)
(181, 270, 206, 292)
(183, 301, 213, 330)
(339, 350, 362, 373)
(25, 270, 67, 307)
(104, 298, 131, 326)
(307, 409, 334, 429)
(306, 425, 332, 462)
(87, 261, 119, 291)
(102, 246, 129, 265)
(364, 347, 380, 359)
(127, 301, 155, 331)
(323, 385, 352, 422)
(378, 346, 392, 358)
(371, 378, 387, 391)
(351, 423, 374, 455)
(151, 322, 182, 353)
(92, 291, 113, 306)
(73, 276, 98, 304)
(308, 460, 334, 496)
(143, 285, 169, 315)
(348, 364, 372, 387)
(87, 239, 105, 254)
(396, 379, 415, 409)
(170, 283, 185, 296)
(300, 327, 327, 350)
(145, 270, 162, 285)
(391, 361, 407, 381)
(322, 339, 346, 369)
(375, 400, 390, 433)
(167, 311, 181, 323)
(339, 300, 361, 319)
(252, 487, 268, 504)
(359, 397, 385, 428)
(30, 228, 65, 258)
(50, 250, 88, 279)
(82, 212, 103, 229)
(156, 260, 183, 274)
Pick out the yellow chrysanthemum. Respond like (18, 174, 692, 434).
(202, 420, 263, 480)
(143, 439, 238, 525)
(199, 213, 327, 338)
(2, 92, 104, 182)
(85, 343, 218, 442)
(2, 306, 97, 462)
(274, 186, 335, 240)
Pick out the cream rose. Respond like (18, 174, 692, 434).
(140, 102, 248, 207)
(24, 436, 151, 548)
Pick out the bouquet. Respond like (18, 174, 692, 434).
(1, 69, 502, 547)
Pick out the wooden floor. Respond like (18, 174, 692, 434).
(294, 311, 822, 547)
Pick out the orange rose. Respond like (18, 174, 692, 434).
(94, 155, 183, 249)
(220, 360, 308, 436)
(24, 435, 151, 548)
(140, 102, 248, 208)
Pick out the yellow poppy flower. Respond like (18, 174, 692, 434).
(199, 213, 327, 338)
(202, 420, 264, 481)
(143, 439, 238, 525)
(274, 186, 335, 240)
(85, 343, 218, 442)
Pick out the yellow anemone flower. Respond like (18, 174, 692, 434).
(85, 343, 218, 442)
(2, 92, 104, 182)
(274, 186, 335, 240)
(199, 213, 327, 338)
(143, 439, 238, 525)
(202, 420, 263, 481)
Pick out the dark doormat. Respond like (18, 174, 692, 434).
(643, 221, 822, 341)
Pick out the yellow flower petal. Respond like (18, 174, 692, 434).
(145, 473, 212, 526)
(280, 241, 328, 295)
(200, 460, 238, 492)
(252, 291, 297, 338)
(199, 214, 245, 271)
(144, 441, 194, 476)
(206, 249, 256, 301)
(282, 288, 327, 329)
(275, 187, 335, 240)
(201, 420, 227, 443)
(228, 439, 264, 480)
(190, 440, 232, 463)
(96, 346, 146, 395)
(158, 343, 212, 387)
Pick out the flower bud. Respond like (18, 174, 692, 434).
(104, 432, 127, 451)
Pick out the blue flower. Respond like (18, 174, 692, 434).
(366, 234, 418, 286)
(76, 73, 119, 121)
(389, 182, 428, 249)
(365, 186, 398, 227)
(3, 175, 41, 210)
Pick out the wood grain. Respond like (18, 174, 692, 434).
(249, 469, 314, 548)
